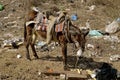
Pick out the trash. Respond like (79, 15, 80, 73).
(17, 54, 21, 59)
(11, 42, 19, 49)
(110, 54, 120, 62)
(95, 62, 117, 80)
(38, 72, 42, 75)
(110, 46, 116, 50)
(117, 18, 120, 22)
(117, 71, 120, 79)
(105, 20, 120, 34)
(77, 49, 82, 57)
(51, 46, 55, 49)
(88, 30, 103, 36)
(71, 14, 78, 21)
(70, 69, 82, 74)
(0, 4, 4, 11)
(36, 41, 45, 46)
(88, 5, 96, 11)
(87, 44, 94, 49)
(2, 38, 24, 48)
(60, 74, 66, 79)
(86, 69, 96, 79)
(103, 35, 120, 43)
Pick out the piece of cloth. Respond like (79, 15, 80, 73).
(37, 17, 48, 31)
(96, 63, 117, 80)
(34, 12, 44, 30)
(55, 21, 64, 32)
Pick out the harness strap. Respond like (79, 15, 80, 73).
(64, 17, 71, 42)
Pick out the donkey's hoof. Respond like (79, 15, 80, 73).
(74, 64, 78, 68)
(64, 66, 69, 71)
(27, 59, 31, 61)
(26, 57, 31, 61)
(34, 56, 39, 59)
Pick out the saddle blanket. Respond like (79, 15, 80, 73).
(36, 17, 48, 31)
(55, 21, 64, 32)
(37, 25, 47, 31)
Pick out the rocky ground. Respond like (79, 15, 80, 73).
(0, 0, 120, 80)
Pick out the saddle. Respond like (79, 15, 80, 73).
(37, 16, 48, 32)
(55, 21, 64, 32)
(36, 16, 65, 33)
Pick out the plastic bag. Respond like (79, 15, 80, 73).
(0, 4, 4, 11)
(89, 30, 103, 36)
(105, 20, 120, 33)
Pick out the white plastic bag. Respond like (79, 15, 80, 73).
(105, 20, 120, 33)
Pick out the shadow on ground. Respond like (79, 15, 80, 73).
(39, 55, 106, 70)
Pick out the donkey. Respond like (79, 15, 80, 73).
(24, 10, 89, 69)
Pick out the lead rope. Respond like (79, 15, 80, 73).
(64, 16, 71, 42)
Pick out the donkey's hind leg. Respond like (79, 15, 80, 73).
(24, 26, 33, 60)
(61, 42, 68, 70)
(25, 38, 31, 60)
(31, 33, 39, 59)
(30, 43, 39, 59)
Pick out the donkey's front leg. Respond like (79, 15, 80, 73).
(25, 40, 31, 60)
(31, 33, 39, 59)
(61, 43, 68, 70)
(31, 43, 39, 59)
(75, 47, 83, 68)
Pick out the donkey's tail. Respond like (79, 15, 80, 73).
(24, 22, 27, 42)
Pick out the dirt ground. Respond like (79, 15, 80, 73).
(0, 0, 120, 80)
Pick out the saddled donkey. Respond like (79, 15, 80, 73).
(24, 10, 89, 69)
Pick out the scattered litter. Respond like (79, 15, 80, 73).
(88, 5, 96, 11)
(60, 74, 66, 79)
(51, 46, 55, 49)
(77, 49, 82, 57)
(110, 46, 116, 50)
(95, 63, 117, 80)
(36, 41, 46, 46)
(87, 44, 94, 49)
(71, 13, 78, 21)
(36, 41, 59, 52)
(38, 72, 42, 75)
(117, 18, 120, 22)
(110, 54, 120, 62)
(70, 69, 82, 74)
(2, 38, 24, 48)
(86, 69, 96, 79)
(103, 35, 120, 43)
(88, 30, 103, 37)
(117, 71, 120, 79)
(105, 20, 120, 34)
(17, 54, 22, 59)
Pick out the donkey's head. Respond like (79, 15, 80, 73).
(69, 24, 89, 57)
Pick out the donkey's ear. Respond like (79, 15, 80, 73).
(63, 11, 67, 15)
